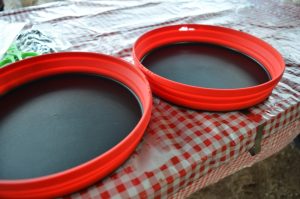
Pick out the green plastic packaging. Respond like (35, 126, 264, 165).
(0, 43, 39, 68)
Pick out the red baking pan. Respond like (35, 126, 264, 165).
(0, 52, 152, 199)
(133, 24, 285, 111)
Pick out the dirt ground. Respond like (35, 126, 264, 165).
(189, 144, 300, 199)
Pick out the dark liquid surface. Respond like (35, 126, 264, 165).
(141, 42, 270, 89)
(0, 74, 142, 179)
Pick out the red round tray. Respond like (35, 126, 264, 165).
(0, 52, 152, 199)
(133, 24, 285, 111)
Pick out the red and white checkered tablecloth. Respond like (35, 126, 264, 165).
(172, 120, 300, 198)
(1, 0, 300, 198)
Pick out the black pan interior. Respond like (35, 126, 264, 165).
(141, 42, 271, 89)
(0, 73, 142, 180)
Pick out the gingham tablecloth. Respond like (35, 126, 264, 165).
(1, 0, 300, 198)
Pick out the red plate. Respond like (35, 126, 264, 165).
(0, 52, 152, 199)
(133, 24, 285, 111)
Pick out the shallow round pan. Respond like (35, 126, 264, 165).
(0, 52, 152, 199)
(133, 24, 285, 111)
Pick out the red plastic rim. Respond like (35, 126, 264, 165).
(133, 24, 285, 111)
(0, 52, 152, 199)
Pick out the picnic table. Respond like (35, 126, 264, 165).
(1, 0, 300, 198)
